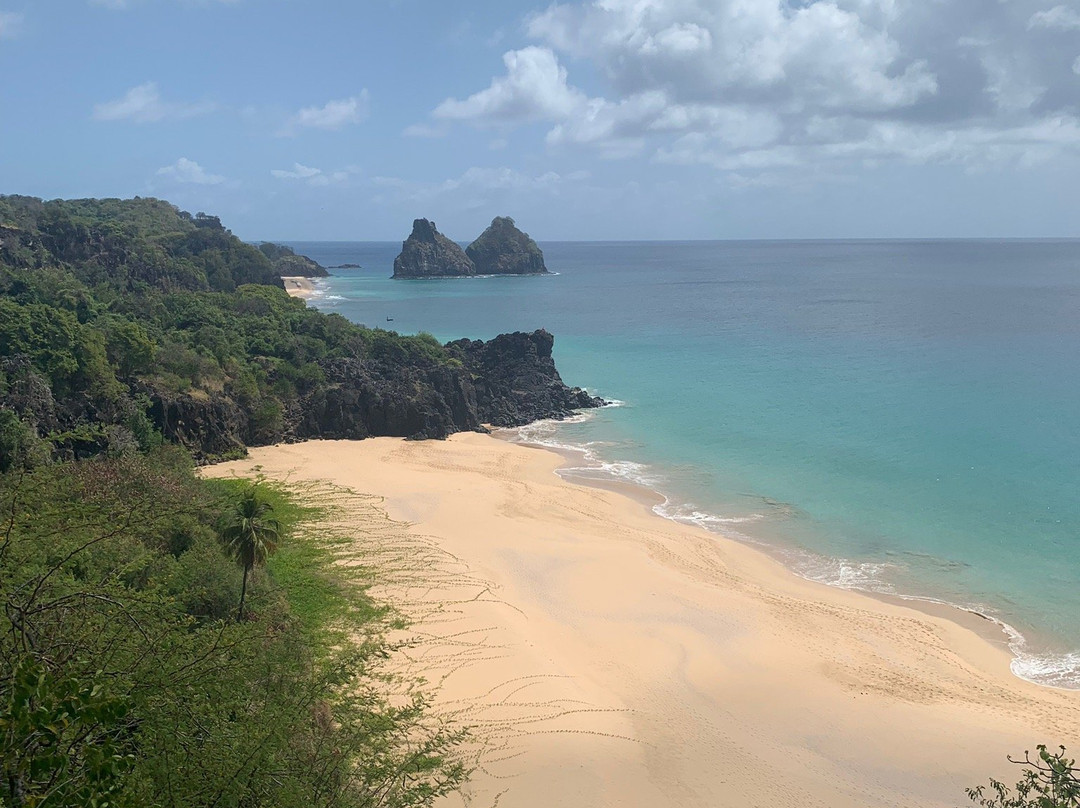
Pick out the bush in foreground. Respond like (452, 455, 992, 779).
(968, 746, 1079, 808)
(0, 450, 466, 808)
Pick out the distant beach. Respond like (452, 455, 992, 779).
(208, 435, 1080, 808)
(281, 275, 316, 298)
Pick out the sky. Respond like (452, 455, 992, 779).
(1, 0, 1079, 241)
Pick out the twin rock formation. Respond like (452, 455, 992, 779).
(392, 216, 547, 278)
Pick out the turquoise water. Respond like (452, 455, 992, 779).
(289, 240, 1080, 687)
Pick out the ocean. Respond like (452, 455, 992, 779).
(285, 239, 1080, 688)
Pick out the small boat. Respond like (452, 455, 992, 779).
(386, 316, 394, 322)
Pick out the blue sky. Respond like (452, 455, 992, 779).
(1, 0, 1079, 240)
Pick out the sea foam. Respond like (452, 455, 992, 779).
(507, 408, 1080, 690)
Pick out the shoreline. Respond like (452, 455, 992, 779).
(281, 275, 316, 298)
(501, 414, 1079, 690)
(304, 264, 1071, 686)
(503, 429, 1021, 660)
(207, 435, 1080, 808)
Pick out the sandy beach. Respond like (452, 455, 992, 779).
(206, 435, 1080, 808)
(281, 276, 316, 298)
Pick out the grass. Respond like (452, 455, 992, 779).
(203, 476, 386, 646)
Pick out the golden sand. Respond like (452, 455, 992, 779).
(281, 276, 315, 298)
(206, 435, 1080, 808)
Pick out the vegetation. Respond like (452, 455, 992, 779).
(258, 242, 329, 278)
(0, 195, 465, 464)
(0, 194, 1067, 807)
(220, 486, 281, 620)
(0, 449, 467, 807)
(968, 747, 1080, 807)
(0, 196, 475, 806)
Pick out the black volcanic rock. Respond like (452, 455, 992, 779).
(447, 329, 604, 427)
(392, 219, 475, 278)
(141, 330, 601, 458)
(465, 216, 547, 275)
(148, 387, 251, 459)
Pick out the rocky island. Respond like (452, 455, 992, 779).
(392, 216, 549, 278)
(466, 216, 548, 275)
(392, 218, 475, 278)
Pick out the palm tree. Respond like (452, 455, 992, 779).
(220, 487, 281, 621)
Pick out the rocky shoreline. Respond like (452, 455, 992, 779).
(151, 329, 604, 460)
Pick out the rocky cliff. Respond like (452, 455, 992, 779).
(392, 219, 475, 278)
(465, 217, 548, 275)
(141, 329, 603, 458)
(447, 330, 603, 426)
(0, 195, 601, 467)
(258, 243, 330, 278)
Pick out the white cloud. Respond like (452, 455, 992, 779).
(653, 104, 785, 149)
(402, 123, 446, 138)
(371, 166, 590, 206)
(655, 114, 1080, 173)
(270, 162, 357, 187)
(283, 92, 369, 134)
(527, 0, 936, 113)
(271, 163, 323, 180)
(646, 22, 713, 56)
(93, 82, 214, 123)
(1028, 6, 1080, 31)
(424, 1, 939, 163)
(419, 0, 1080, 184)
(443, 166, 571, 192)
(433, 47, 587, 124)
(156, 158, 225, 185)
(981, 50, 1045, 113)
(0, 11, 24, 38)
(544, 92, 665, 157)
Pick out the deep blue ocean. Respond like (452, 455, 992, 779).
(285, 239, 1080, 688)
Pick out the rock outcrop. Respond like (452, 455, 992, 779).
(144, 329, 603, 458)
(465, 217, 548, 275)
(447, 330, 604, 427)
(392, 219, 475, 278)
(149, 388, 250, 459)
(258, 243, 330, 278)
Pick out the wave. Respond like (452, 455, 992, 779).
(789, 552, 900, 594)
(505, 407, 1080, 690)
(1011, 647, 1080, 690)
(653, 499, 767, 531)
(789, 555, 1080, 689)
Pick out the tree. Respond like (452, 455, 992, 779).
(220, 487, 280, 621)
(968, 746, 1080, 807)
(0, 409, 44, 472)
